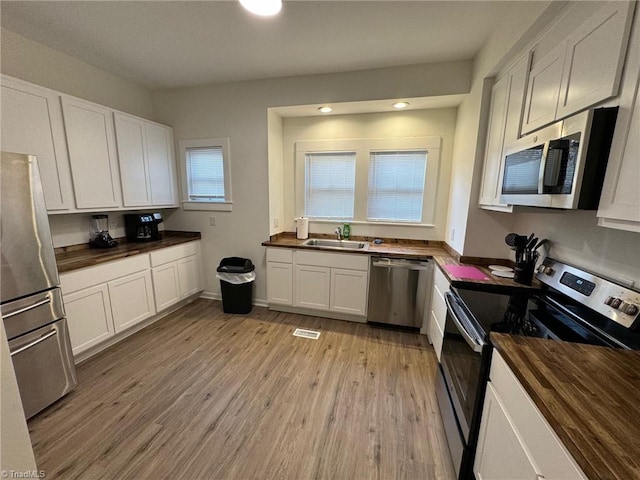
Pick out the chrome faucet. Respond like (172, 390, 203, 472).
(334, 226, 342, 240)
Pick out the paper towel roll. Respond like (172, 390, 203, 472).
(295, 217, 309, 239)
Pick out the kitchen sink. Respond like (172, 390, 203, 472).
(302, 238, 369, 250)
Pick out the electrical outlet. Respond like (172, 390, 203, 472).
(450, 228, 455, 241)
(273, 217, 280, 228)
(209, 216, 216, 227)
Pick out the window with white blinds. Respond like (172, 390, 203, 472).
(178, 137, 232, 211)
(295, 137, 440, 225)
(186, 147, 225, 200)
(367, 150, 427, 222)
(304, 152, 356, 219)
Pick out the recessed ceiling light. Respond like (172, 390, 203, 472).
(318, 106, 333, 113)
(392, 102, 410, 109)
(239, 0, 282, 16)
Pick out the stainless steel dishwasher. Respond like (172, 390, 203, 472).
(367, 257, 433, 328)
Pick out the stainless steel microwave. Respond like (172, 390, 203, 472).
(500, 107, 618, 209)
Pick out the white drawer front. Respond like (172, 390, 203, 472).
(150, 241, 200, 266)
(428, 310, 444, 361)
(295, 250, 368, 270)
(60, 254, 150, 294)
(266, 247, 293, 264)
(434, 266, 450, 297)
(431, 288, 447, 331)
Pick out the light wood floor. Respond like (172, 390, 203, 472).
(29, 299, 455, 480)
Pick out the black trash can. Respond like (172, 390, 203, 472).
(216, 257, 255, 314)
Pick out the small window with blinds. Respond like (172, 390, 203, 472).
(178, 137, 232, 211)
(304, 152, 356, 219)
(367, 150, 427, 222)
(186, 147, 225, 201)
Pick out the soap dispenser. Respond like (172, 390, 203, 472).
(342, 223, 351, 240)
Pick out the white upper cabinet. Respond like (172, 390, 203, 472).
(479, 53, 530, 211)
(522, 1, 635, 135)
(598, 13, 640, 232)
(114, 113, 151, 207)
(522, 43, 565, 134)
(146, 123, 177, 206)
(0, 76, 74, 211)
(556, 1, 635, 118)
(114, 112, 177, 208)
(61, 96, 122, 209)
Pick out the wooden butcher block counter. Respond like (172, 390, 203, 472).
(264, 233, 541, 292)
(492, 333, 640, 480)
(56, 231, 201, 273)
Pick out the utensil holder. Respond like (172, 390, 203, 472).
(513, 260, 536, 285)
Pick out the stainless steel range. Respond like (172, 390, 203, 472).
(1, 152, 77, 419)
(436, 257, 640, 479)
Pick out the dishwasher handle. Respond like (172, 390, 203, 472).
(372, 258, 431, 270)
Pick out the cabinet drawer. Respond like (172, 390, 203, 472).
(295, 250, 368, 270)
(60, 254, 150, 294)
(434, 266, 450, 299)
(490, 352, 586, 479)
(150, 241, 201, 266)
(267, 248, 293, 264)
(431, 287, 447, 331)
(428, 310, 444, 361)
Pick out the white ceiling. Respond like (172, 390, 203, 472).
(0, 1, 539, 91)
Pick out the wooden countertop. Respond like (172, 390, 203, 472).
(56, 231, 201, 273)
(264, 233, 541, 292)
(492, 333, 640, 480)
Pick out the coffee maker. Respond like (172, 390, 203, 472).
(89, 214, 119, 248)
(124, 213, 163, 242)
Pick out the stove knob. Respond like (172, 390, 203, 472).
(542, 266, 554, 276)
(610, 298, 622, 309)
(624, 304, 639, 316)
(620, 301, 630, 312)
(604, 296, 614, 306)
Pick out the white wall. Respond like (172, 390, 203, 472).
(446, 1, 557, 256)
(267, 110, 284, 236)
(0, 27, 153, 119)
(48, 212, 168, 248)
(512, 211, 640, 286)
(281, 108, 457, 240)
(152, 61, 473, 302)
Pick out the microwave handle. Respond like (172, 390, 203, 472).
(537, 140, 551, 194)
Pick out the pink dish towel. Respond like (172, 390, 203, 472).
(443, 265, 490, 281)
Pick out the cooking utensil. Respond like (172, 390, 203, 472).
(534, 239, 548, 251)
(526, 236, 538, 251)
(505, 233, 518, 247)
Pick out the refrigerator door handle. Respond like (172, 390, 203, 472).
(10, 330, 57, 357)
(2, 297, 51, 319)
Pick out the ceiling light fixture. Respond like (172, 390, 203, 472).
(318, 106, 333, 113)
(239, 0, 282, 16)
(392, 102, 410, 109)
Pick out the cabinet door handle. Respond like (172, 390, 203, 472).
(10, 330, 57, 357)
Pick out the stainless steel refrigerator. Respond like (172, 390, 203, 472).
(1, 151, 77, 419)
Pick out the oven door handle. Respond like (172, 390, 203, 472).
(444, 292, 485, 353)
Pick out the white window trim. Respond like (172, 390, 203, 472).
(295, 137, 441, 225)
(178, 137, 232, 211)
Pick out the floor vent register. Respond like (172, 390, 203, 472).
(292, 328, 321, 340)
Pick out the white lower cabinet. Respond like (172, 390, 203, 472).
(152, 262, 181, 311)
(150, 241, 204, 312)
(64, 284, 114, 355)
(474, 384, 540, 480)
(108, 270, 155, 333)
(294, 265, 331, 310)
(266, 262, 293, 305)
(330, 268, 368, 315)
(474, 351, 587, 480)
(266, 247, 369, 320)
(61, 241, 203, 359)
(428, 266, 449, 360)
